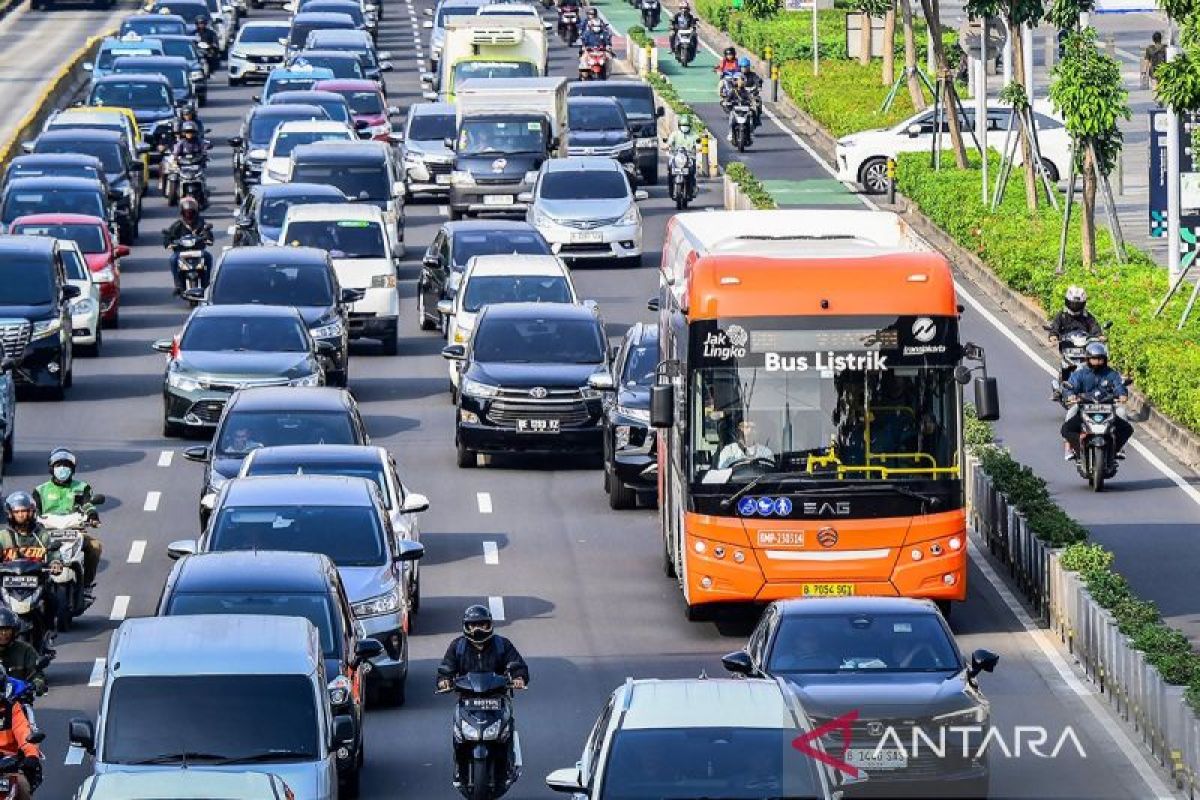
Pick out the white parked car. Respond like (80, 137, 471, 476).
(262, 119, 356, 184)
(228, 21, 290, 85)
(279, 203, 401, 353)
(835, 102, 1071, 194)
(73, 770, 294, 799)
(441, 253, 579, 388)
(523, 157, 647, 267)
(61, 240, 103, 357)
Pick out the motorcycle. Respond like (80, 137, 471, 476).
(728, 103, 754, 151)
(557, 4, 579, 43)
(0, 559, 56, 660)
(640, 0, 660, 28)
(673, 26, 695, 66)
(668, 146, 696, 210)
(578, 46, 610, 80)
(439, 667, 524, 800)
(164, 153, 209, 209)
(0, 731, 45, 800)
(165, 230, 212, 302)
(1046, 322, 1110, 405)
(1069, 389, 1129, 492)
(39, 495, 103, 633)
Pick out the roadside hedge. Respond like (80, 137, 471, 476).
(725, 161, 777, 208)
(645, 72, 710, 133)
(779, 59, 922, 137)
(896, 151, 1200, 436)
(627, 24, 652, 48)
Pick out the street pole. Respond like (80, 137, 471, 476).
(979, 18, 988, 203)
(1168, 43, 1182, 283)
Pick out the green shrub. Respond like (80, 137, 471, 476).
(778, 60, 924, 137)
(627, 24, 652, 48)
(644, 73, 709, 134)
(725, 161, 776, 208)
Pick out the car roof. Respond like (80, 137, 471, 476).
(242, 19, 290, 27)
(621, 678, 796, 730)
(123, 12, 186, 21)
(467, 253, 566, 277)
(228, 385, 354, 411)
(292, 10, 356, 20)
(306, 28, 371, 43)
(37, 128, 125, 145)
(93, 72, 172, 85)
(283, 202, 382, 222)
(0, 235, 57, 256)
(80, 770, 282, 795)
(219, 244, 330, 266)
(10, 213, 107, 227)
(480, 301, 597, 322)
(258, 181, 347, 199)
(3, 176, 103, 190)
(567, 78, 653, 94)
(8, 153, 104, 167)
(112, 55, 189, 66)
(269, 89, 347, 104)
(297, 48, 361, 59)
(274, 119, 353, 134)
(544, 156, 625, 173)
(313, 78, 378, 92)
(411, 101, 454, 116)
(772, 596, 940, 616)
(172, 550, 337, 594)
(251, 102, 327, 119)
(445, 219, 539, 234)
(290, 141, 387, 161)
(567, 95, 624, 108)
(247, 443, 386, 467)
(190, 303, 304, 321)
(222, 474, 376, 506)
(110, 615, 319, 677)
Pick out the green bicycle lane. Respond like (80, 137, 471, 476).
(591, 0, 860, 207)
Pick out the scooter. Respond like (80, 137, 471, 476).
(728, 103, 754, 151)
(668, 146, 696, 210)
(39, 494, 103, 633)
(579, 46, 610, 80)
(165, 230, 213, 303)
(1069, 390, 1128, 492)
(439, 667, 524, 800)
(673, 25, 695, 66)
(1046, 321, 1110, 405)
(0, 559, 56, 660)
(640, 0, 660, 28)
(175, 154, 209, 210)
(557, 3, 579, 43)
(0, 732, 46, 800)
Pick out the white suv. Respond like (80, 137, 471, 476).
(262, 119, 356, 184)
(546, 677, 853, 799)
(835, 102, 1071, 194)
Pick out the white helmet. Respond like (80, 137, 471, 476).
(1065, 285, 1087, 315)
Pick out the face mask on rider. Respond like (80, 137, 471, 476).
(53, 465, 72, 482)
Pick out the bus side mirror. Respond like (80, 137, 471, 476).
(650, 384, 674, 428)
(973, 377, 1000, 421)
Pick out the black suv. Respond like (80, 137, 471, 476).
(600, 322, 658, 509)
(0, 236, 80, 399)
(442, 302, 609, 468)
(568, 80, 663, 184)
(228, 103, 328, 201)
(0, 176, 114, 239)
(565, 97, 638, 184)
(27, 129, 142, 243)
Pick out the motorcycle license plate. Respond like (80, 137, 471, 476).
(435, 174, 451, 184)
(1064, 348, 1086, 357)
(570, 231, 603, 244)
(2, 575, 38, 588)
(464, 697, 502, 710)
(1083, 404, 1113, 414)
(483, 194, 514, 206)
(49, 529, 82, 542)
(517, 419, 559, 433)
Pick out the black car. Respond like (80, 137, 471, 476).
(2, 154, 107, 192)
(723, 597, 1000, 798)
(231, 182, 348, 246)
(0, 236, 79, 399)
(418, 221, 551, 332)
(26, 129, 141, 242)
(111, 56, 197, 109)
(565, 96, 638, 182)
(443, 302, 609, 467)
(203, 246, 359, 386)
(0, 176, 114, 238)
(147, 0, 212, 34)
(229, 103, 329, 200)
(85, 73, 178, 159)
(568, 80, 663, 184)
(156, 549, 380, 792)
(305, 29, 392, 84)
(184, 386, 370, 522)
(290, 49, 366, 81)
(600, 322, 658, 509)
(154, 35, 211, 105)
(266, 89, 355, 126)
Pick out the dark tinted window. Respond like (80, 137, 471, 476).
(569, 102, 626, 130)
(259, 190, 345, 228)
(2, 188, 104, 225)
(216, 409, 360, 456)
(539, 170, 628, 200)
(767, 613, 960, 673)
(103, 675, 319, 765)
(210, 503, 386, 566)
(211, 262, 334, 307)
(293, 54, 363, 79)
(10, 222, 106, 253)
(153, 2, 210, 22)
(436, 5, 475, 24)
(244, 459, 392, 506)
(573, 85, 655, 119)
(249, 110, 327, 146)
(61, 247, 90, 281)
(289, 163, 388, 201)
(166, 593, 339, 657)
(621, 336, 658, 387)
(180, 315, 310, 353)
(462, 275, 571, 313)
(8, 163, 101, 183)
(239, 23, 291, 42)
(0, 257, 55, 304)
(159, 39, 201, 62)
(283, 219, 386, 258)
(35, 140, 123, 174)
(453, 60, 537, 83)
(473, 316, 604, 363)
(452, 230, 549, 269)
(408, 113, 456, 141)
(91, 80, 172, 108)
(121, 18, 187, 36)
(335, 90, 383, 115)
(97, 48, 157, 69)
(113, 62, 188, 92)
(272, 128, 353, 157)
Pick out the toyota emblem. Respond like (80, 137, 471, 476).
(529, 386, 548, 399)
(866, 721, 884, 737)
(491, 158, 508, 172)
(816, 527, 839, 548)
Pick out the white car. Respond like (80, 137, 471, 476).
(441, 253, 579, 388)
(523, 157, 647, 267)
(262, 119, 357, 184)
(835, 101, 1071, 194)
(228, 21, 290, 85)
(477, 1, 551, 29)
(60, 240, 102, 357)
(279, 203, 401, 352)
(73, 770, 294, 799)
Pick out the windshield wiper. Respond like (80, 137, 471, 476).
(721, 475, 942, 510)
(126, 751, 231, 765)
(848, 482, 942, 509)
(720, 471, 820, 510)
(214, 749, 315, 764)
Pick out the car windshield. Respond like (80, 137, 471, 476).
(457, 118, 543, 155)
(272, 129, 351, 157)
(211, 263, 334, 306)
(97, 48, 157, 69)
(245, 460, 392, 507)
(8, 164, 100, 182)
(621, 338, 658, 387)
(210, 503, 386, 566)
(284, 219, 386, 258)
(35, 140, 122, 174)
(453, 60, 536, 84)
(240, 24, 290, 42)
(259, 191, 344, 228)
(266, 76, 321, 96)
(306, 5, 362, 23)
(437, 5, 476, 24)
(307, 98, 351, 123)
(290, 163, 388, 201)
(408, 112, 455, 141)
(569, 102, 625, 130)
(768, 612, 961, 673)
(599, 728, 823, 800)
(123, 19, 187, 36)
(91, 81, 172, 109)
(575, 86, 655, 119)
(452, 230, 549, 269)
(167, 593, 339, 658)
(250, 111, 326, 146)
(180, 315, 310, 353)
(160, 39, 200, 62)
(336, 90, 383, 115)
(0, 259, 55, 304)
(295, 55, 363, 79)
(217, 410, 359, 455)
(539, 171, 628, 200)
(2, 189, 104, 225)
(60, 248, 90, 281)
(473, 316, 604, 363)
(10, 223, 105, 253)
(461, 275, 571, 313)
(103, 675, 319, 765)
(113, 63, 188, 91)
(155, 2, 209, 21)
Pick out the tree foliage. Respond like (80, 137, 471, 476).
(743, 0, 781, 19)
(1049, 28, 1129, 174)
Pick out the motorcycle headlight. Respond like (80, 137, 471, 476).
(618, 404, 650, 423)
(932, 705, 988, 725)
(167, 371, 202, 392)
(288, 372, 322, 387)
(1090, 413, 1108, 422)
(351, 590, 401, 618)
(458, 717, 482, 739)
(671, 151, 690, 168)
(328, 674, 352, 705)
(461, 376, 499, 399)
(636, 136, 657, 148)
(31, 318, 61, 340)
(310, 319, 344, 339)
(94, 265, 117, 283)
(71, 297, 98, 316)
(451, 170, 475, 185)
(482, 718, 503, 738)
(619, 204, 639, 225)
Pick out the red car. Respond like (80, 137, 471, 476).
(10, 214, 126, 326)
(312, 78, 398, 142)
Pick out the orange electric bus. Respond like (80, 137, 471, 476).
(650, 210, 999, 620)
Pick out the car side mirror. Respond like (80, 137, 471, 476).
(656, 105, 665, 117)
(183, 445, 210, 463)
(650, 383, 674, 428)
(331, 714, 356, 747)
(634, 189, 649, 201)
(546, 768, 587, 794)
(387, 106, 401, 117)
(166, 539, 197, 560)
(646, 297, 660, 312)
(341, 287, 366, 303)
(401, 492, 430, 513)
(316, 340, 338, 355)
(721, 649, 755, 675)
(968, 648, 1000, 678)
(907, 123, 922, 137)
(973, 376, 1000, 421)
(83, 62, 95, 71)
(20, 142, 34, 154)
(251, 94, 261, 102)
(517, 191, 533, 203)
(395, 539, 425, 562)
(353, 637, 385, 664)
(436, 299, 453, 316)
(586, 372, 615, 391)
(422, 253, 440, 268)
(115, 244, 131, 258)
(442, 344, 466, 360)
(68, 719, 95, 754)
(152, 339, 174, 354)
(182, 287, 205, 301)
(62, 284, 82, 300)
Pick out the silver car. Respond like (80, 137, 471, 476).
(401, 101, 457, 198)
(424, 0, 486, 74)
(523, 156, 647, 267)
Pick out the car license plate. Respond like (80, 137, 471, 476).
(801, 583, 854, 597)
(483, 194, 513, 206)
(436, 174, 451, 184)
(463, 697, 502, 710)
(758, 530, 804, 546)
(844, 748, 908, 771)
(2, 575, 38, 589)
(517, 419, 559, 433)
(570, 231, 603, 244)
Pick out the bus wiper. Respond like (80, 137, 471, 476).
(720, 472, 818, 510)
(851, 483, 942, 509)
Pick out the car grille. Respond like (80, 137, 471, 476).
(812, 717, 981, 780)
(247, 54, 282, 64)
(474, 175, 518, 186)
(559, 216, 620, 230)
(558, 242, 613, 254)
(203, 377, 289, 392)
(187, 399, 226, 424)
(0, 320, 31, 360)
(427, 161, 453, 177)
(485, 388, 593, 427)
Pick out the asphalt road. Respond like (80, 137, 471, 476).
(0, 0, 1190, 798)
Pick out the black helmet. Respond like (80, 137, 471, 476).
(0, 665, 8, 701)
(196, 15, 207, 23)
(49, 447, 76, 470)
(0, 608, 18, 632)
(724, 46, 736, 58)
(180, 196, 199, 219)
(462, 604, 493, 643)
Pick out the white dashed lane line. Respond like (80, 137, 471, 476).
(483, 541, 499, 565)
(127, 540, 146, 564)
(157, 449, 173, 467)
(143, 491, 161, 512)
(88, 658, 105, 687)
(488, 596, 505, 621)
(109, 595, 130, 621)
(476, 492, 492, 513)
(64, 747, 84, 766)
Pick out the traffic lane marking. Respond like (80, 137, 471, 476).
(143, 491, 160, 512)
(488, 596, 505, 620)
(109, 595, 130, 621)
(157, 450, 173, 467)
(483, 540, 499, 564)
(88, 657, 105, 687)
(127, 540, 146, 563)
(477, 492, 492, 513)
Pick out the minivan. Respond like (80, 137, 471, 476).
(287, 11, 358, 58)
(287, 141, 404, 249)
(68, 614, 350, 800)
(0, 235, 80, 400)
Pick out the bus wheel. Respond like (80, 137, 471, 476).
(684, 601, 710, 622)
(662, 535, 676, 578)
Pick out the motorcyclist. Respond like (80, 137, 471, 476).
(1060, 342, 1133, 460)
(194, 17, 220, 70)
(0, 493, 60, 566)
(0, 666, 42, 800)
(664, 116, 699, 189)
(33, 448, 103, 597)
(669, 1, 696, 51)
(171, 121, 208, 164)
(0, 611, 46, 698)
(1047, 285, 1104, 341)
(579, 13, 612, 50)
(715, 46, 739, 76)
(723, 74, 755, 141)
(736, 55, 763, 126)
(162, 196, 214, 295)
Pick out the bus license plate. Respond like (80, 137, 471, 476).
(517, 419, 559, 433)
(801, 583, 854, 597)
(483, 194, 513, 206)
(844, 748, 908, 771)
(758, 530, 804, 546)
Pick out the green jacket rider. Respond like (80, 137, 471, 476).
(0, 610, 46, 696)
(32, 448, 102, 591)
(0, 492, 60, 563)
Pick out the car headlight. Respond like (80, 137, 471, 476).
(71, 297, 98, 316)
(580, 385, 602, 400)
(451, 170, 475, 185)
(30, 318, 61, 340)
(530, 206, 555, 228)
(266, 166, 288, 181)
(328, 674, 352, 705)
(932, 705, 988, 725)
(248, 148, 268, 160)
(311, 319, 344, 339)
(618, 404, 650, 423)
(93, 265, 117, 283)
(191, 70, 205, 81)
(523, 170, 539, 184)
(614, 141, 635, 153)
(288, 372, 321, 387)
(167, 371, 202, 392)
(460, 376, 499, 399)
(615, 424, 631, 449)
(404, 150, 424, 164)
(351, 590, 401, 618)
(619, 204, 639, 225)
(230, 49, 248, 59)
